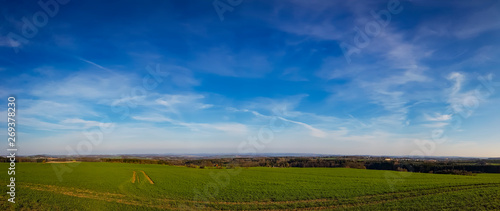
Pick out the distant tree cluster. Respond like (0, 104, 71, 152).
(100, 158, 172, 165)
(365, 160, 500, 175)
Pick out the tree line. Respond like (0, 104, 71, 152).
(3, 156, 500, 175)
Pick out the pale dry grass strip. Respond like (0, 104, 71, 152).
(141, 170, 154, 184)
(132, 171, 136, 183)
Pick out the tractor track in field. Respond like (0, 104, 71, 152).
(141, 170, 155, 184)
(288, 183, 500, 210)
(132, 171, 137, 183)
(20, 182, 500, 210)
(21, 183, 176, 210)
(179, 183, 500, 206)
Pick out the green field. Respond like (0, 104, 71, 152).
(1, 162, 500, 210)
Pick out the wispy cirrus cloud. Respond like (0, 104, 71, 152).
(425, 113, 452, 122)
(155, 94, 213, 114)
(61, 118, 114, 129)
(132, 115, 247, 134)
(30, 71, 134, 100)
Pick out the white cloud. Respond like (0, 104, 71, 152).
(445, 72, 486, 118)
(61, 118, 114, 129)
(31, 71, 134, 100)
(132, 116, 174, 122)
(22, 100, 98, 119)
(233, 106, 328, 138)
(425, 113, 452, 121)
(182, 122, 247, 134)
(132, 115, 247, 135)
(278, 117, 327, 138)
(421, 122, 449, 128)
(111, 95, 147, 106)
(447, 72, 465, 95)
(77, 57, 113, 72)
(19, 117, 77, 130)
(356, 70, 431, 127)
(155, 94, 213, 114)
(243, 94, 309, 117)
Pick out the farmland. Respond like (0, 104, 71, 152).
(1, 162, 500, 210)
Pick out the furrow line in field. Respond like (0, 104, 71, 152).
(290, 183, 500, 210)
(21, 183, 180, 210)
(132, 171, 136, 183)
(141, 170, 155, 184)
(181, 183, 500, 206)
(19, 182, 500, 210)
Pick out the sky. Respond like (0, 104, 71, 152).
(1, 0, 499, 157)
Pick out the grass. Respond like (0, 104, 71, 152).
(1, 162, 499, 210)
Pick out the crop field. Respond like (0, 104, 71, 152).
(1, 162, 500, 210)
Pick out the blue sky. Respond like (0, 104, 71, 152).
(1, 0, 499, 156)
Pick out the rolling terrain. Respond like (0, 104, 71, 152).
(1, 162, 499, 210)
